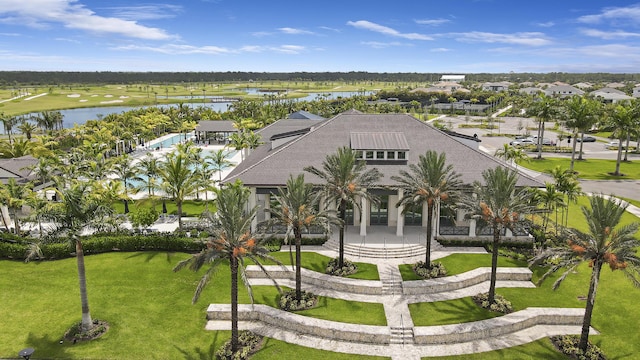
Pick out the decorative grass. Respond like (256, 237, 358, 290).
(0, 252, 386, 359)
(399, 253, 526, 281)
(518, 157, 640, 180)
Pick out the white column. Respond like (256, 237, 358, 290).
(264, 193, 271, 220)
(249, 187, 258, 232)
(396, 189, 404, 236)
(469, 219, 477, 237)
(360, 196, 368, 236)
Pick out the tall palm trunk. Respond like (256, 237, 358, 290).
(76, 239, 93, 331)
(294, 227, 302, 301)
(537, 121, 545, 159)
(569, 130, 578, 172)
(177, 201, 183, 230)
(580, 261, 601, 352)
(338, 200, 346, 268)
(488, 224, 500, 304)
(614, 142, 624, 176)
(230, 256, 239, 353)
(425, 204, 434, 266)
(578, 133, 586, 160)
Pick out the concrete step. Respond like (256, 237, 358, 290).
(323, 240, 430, 259)
(389, 326, 414, 345)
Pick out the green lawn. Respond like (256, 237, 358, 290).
(269, 251, 380, 281)
(519, 157, 640, 180)
(399, 253, 526, 281)
(0, 252, 386, 359)
(113, 199, 214, 217)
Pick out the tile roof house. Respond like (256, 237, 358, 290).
(544, 85, 584, 97)
(225, 111, 541, 242)
(481, 82, 512, 92)
(590, 88, 633, 103)
(0, 155, 37, 184)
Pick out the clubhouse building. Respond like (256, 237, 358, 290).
(224, 110, 542, 244)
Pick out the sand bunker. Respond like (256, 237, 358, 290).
(100, 100, 124, 104)
(91, 94, 98, 97)
(79, 99, 88, 102)
(67, 94, 81, 98)
(119, 95, 129, 99)
(104, 94, 113, 98)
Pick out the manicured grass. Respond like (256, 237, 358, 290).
(270, 251, 380, 280)
(410, 297, 503, 326)
(519, 157, 640, 180)
(0, 252, 386, 359)
(557, 195, 639, 233)
(399, 253, 526, 281)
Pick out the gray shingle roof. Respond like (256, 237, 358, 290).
(350, 132, 409, 150)
(225, 112, 542, 188)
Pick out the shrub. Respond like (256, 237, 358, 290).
(550, 335, 606, 360)
(215, 331, 263, 360)
(325, 258, 357, 276)
(413, 261, 447, 279)
(472, 293, 513, 314)
(278, 290, 318, 311)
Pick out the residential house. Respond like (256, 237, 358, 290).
(544, 85, 584, 97)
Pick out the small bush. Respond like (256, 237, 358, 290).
(278, 290, 318, 311)
(64, 319, 109, 343)
(215, 331, 263, 360)
(413, 261, 447, 279)
(550, 335, 607, 360)
(472, 293, 513, 314)
(325, 258, 357, 276)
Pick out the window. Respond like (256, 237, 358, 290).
(376, 151, 385, 159)
(397, 151, 406, 160)
(355, 151, 363, 159)
(366, 151, 374, 159)
(387, 151, 395, 159)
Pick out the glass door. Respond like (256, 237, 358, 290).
(370, 196, 388, 225)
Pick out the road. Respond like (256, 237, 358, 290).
(432, 113, 640, 201)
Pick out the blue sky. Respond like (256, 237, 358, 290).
(1, 0, 640, 73)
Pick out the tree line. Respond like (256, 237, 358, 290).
(1, 71, 640, 86)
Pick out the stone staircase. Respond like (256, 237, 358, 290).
(389, 326, 414, 345)
(381, 277, 402, 295)
(323, 239, 441, 259)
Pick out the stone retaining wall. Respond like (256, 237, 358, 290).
(245, 265, 383, 295)
(413, 307, 584, 344)
(403, 267, 532, 295)
(207, 304, 390, 344)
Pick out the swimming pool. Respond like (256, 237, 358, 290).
(147, 133, 194, 150)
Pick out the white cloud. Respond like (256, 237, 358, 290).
(453, 31, 551, 46)
(274, 45, 305, 54)
(577, 4, 640, 25)
(536, 21, 555, 28)
(251, 31, 272, 37)
(430, 47, 451, 52)
(278, 27, 314, 35)
(361, 41, 409, 48)
(0, 0, 175, 40)
(415, 18, 450, 26)
(100, 4, 183, 21)
(580, 28, 640, 39)
(113, 44, 232, 55)
(347, 20, 432, 40)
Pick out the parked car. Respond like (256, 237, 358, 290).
(605, 140, 624, 149)
(510, 138, 535, 147)
(576, 136, 596, 142)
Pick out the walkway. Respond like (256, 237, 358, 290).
(207, 245, 588, 359)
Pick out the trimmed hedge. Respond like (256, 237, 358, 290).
(437, 238, 534, 249)
(0, 234, 205, 261)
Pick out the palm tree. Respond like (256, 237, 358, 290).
(538, 182, 566, 235)
(135, 153, 160, 196)
(110, 155, 139, 214)
(44, 179, 116, 331)
(0, 114, 19, 144)
(526, 94, 559, 159)
(208, 148, 235, 185)
(606, 103, 636, 176)
(494, 143, 528, 169)
(462, 167, 535, 304)
(174, 181, 282, 354)
(550, 166, 583, 227)
(391, 151, 462, 267)
(0, 178, 32, 234)
(267, 174, 331, 300)
(17, 121, 38, 140)
(158, 151, 198, 230)
(530, 195, 640, 353)
(562, 96, 600, 169)
(304, 147, 382, 269)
